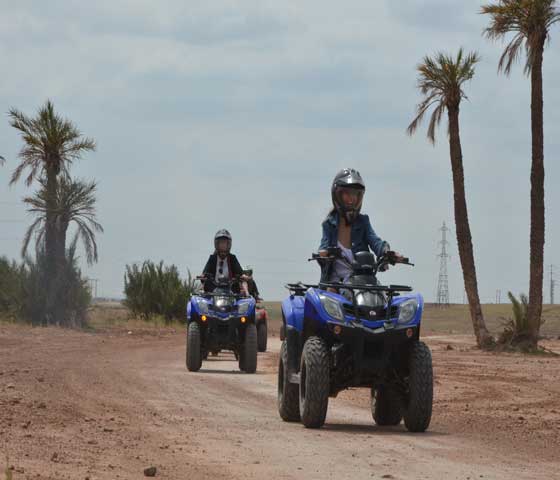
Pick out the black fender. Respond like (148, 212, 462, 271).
(285, 325, 302, 374)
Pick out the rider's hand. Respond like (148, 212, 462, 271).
(319, 250, 328, 257)
(393, 251, 405, 262)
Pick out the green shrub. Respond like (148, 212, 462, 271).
(124, 261, 199, 322)
(499, 292, 531, 346)
(0, 250, 91, 327)
(0, 257, 26, 320)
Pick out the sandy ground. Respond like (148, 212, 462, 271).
(1, 324, 559, 480)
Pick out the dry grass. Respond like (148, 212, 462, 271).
(259, 301, 560, 337)
(50, 299, 560, 340)
(86, 301, 184, 331)
(421, 303, 560, 336)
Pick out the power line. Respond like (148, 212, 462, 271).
(550, 265, 557, 305)
(495, 289, 502, 304)
(436, 221, 450, 307)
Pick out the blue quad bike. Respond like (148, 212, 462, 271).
(277, 248, 433, 431)
(186, 276, 258, 373)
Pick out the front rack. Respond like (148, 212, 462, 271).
(195, 291, 250, 299)
(284, 282, 412, 294)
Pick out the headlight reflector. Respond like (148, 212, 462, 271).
(319, 295, 344, 322)
(195, 297, 208, 314)
(238, 302, 250, 315)
(398, 299, 418, 324)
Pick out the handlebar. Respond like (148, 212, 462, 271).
(308, 250, 414, 269)
(384, 251, 414, 267)
(197, 274, 251, 283)
(196, 274, 252, 298)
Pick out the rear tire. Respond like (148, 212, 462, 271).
(186, 322, 202, 372)
(278, 340, 300, 422)
(257, 322, 268, 352)
(403, 341, 433, 432)
(299, 336, 329, 428)
(240, 324, 258, 373)
(371, 385, 402, 426)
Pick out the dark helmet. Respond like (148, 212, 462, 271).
(214, 229, 232, 256)
(331, 168, 365, 224)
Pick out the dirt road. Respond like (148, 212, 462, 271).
(1, 325, 559, 479)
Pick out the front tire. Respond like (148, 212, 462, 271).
(403, 341, 433, 432)
(299, 336, 330, 428)
(239, 324, 258, 373)
(371, 385, 402, 426)
(186, 322, 202, 372)
(257, 322, 268, 352)
(278, 340, 300, 422)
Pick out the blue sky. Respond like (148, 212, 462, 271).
(1, 0, 559, 301)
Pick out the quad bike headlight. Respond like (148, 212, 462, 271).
(319, 295, 344, 322)
(215, 296, 231, 308)
(238, 301, 250, 315)
(398, 299, 418, 325)
(194, 298, 209, 314)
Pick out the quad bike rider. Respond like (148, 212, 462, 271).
(185, 229, 258, 372)
(201, 229, 247, 294)
(277, 169, 433, 430)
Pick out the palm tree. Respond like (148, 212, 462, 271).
(481, 0, 559, 348)
(407, 49, 493, 348)
(8, 100, 95, 320)
(22, 177, 103, 266)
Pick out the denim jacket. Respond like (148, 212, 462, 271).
(320, 212, 388, 255)
(319, 212, 388, 281)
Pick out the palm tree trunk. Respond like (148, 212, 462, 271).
(54, 219, 69, 325)
(45, 168, 58, 325)
(526, 38, 546, 347)
(448, 106, 493, 348)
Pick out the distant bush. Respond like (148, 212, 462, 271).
(0, 251, 91, 327)
(123, 261, 199, 322)
(0, 257, 26, 320)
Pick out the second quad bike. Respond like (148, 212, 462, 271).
(186, 276, 257, 373)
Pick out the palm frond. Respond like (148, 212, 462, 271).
(21, 217, 44, 258)
(427, 102, 446, 144)
(407, 48, 479, 143)
(22, 176, 103, 265)
(482, 0, 559, 75)
(8, 100, 96, 187)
